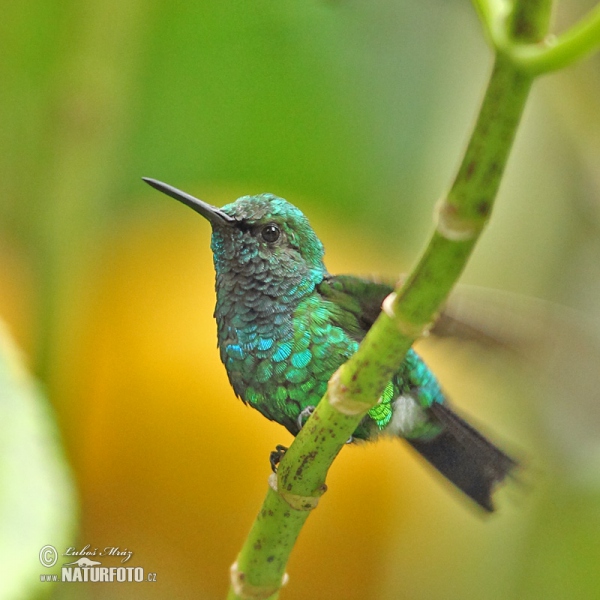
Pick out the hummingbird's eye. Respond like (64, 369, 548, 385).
(261, 223, 281, 243)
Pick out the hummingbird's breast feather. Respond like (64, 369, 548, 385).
(215, 276, 446, 438)
(216, 291, 360, 434)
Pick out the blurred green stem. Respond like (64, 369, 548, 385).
(471, 0, 509, 47)
(511, 3, 600, 74)
(473, 0, 600, 75)
(34, 0, 143, 386)
(227, 1, 599, 598)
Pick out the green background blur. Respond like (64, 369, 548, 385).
(2, 0, 600, 598)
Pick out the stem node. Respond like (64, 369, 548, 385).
(230, 561, 289, 600)
(327, 368, 374, 415)
(383, 293, 435, 338)
(435, 198, 481, 241)
(268, 473, 323, 511)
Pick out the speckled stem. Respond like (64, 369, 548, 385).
(226, 2, 566, 598)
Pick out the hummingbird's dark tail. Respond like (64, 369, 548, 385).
(406, 403, 517, 512)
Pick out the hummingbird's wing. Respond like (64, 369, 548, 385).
(318, 274, 521, 351)
(316, 274, 393, 336)
(319, 275, 518, 511)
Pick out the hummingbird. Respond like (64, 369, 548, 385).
(143, 178, 517, 511)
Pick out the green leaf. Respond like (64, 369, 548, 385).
(0, 321, 77, 600)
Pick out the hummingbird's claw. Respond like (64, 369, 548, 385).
(269, 444, 288, 473)
(296, 405, 316, 431)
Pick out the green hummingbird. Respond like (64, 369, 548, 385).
(144, 178, 517, 511)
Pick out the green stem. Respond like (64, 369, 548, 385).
(471, 0, 510, 48)
(33, 0, 143, 385)
(226, 2, 554, 598)
(507, 0, 553, 43)
(227, 489, 306, 600)
(510, 4, 600, 75)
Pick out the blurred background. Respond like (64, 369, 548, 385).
(2, 0, 600, 598)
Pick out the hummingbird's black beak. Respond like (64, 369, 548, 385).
(142, 177, 236, 227)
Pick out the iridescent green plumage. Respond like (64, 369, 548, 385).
(144, 178, 517, 511)
(209, 193, 444, 441)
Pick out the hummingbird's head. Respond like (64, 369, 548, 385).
(143, 179, 326, 295)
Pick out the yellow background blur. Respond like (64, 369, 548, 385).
(2, 1, 600, 599)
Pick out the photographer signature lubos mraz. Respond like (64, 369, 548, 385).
(64, 544, 133, 563)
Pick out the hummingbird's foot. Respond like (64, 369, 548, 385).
(269, 444, 288, 473)
(296, 405, 316, 431)
(346, 436, 354, 444)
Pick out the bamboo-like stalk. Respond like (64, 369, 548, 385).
(510, 3, 600, 75)
(226, 1, 600, 598)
